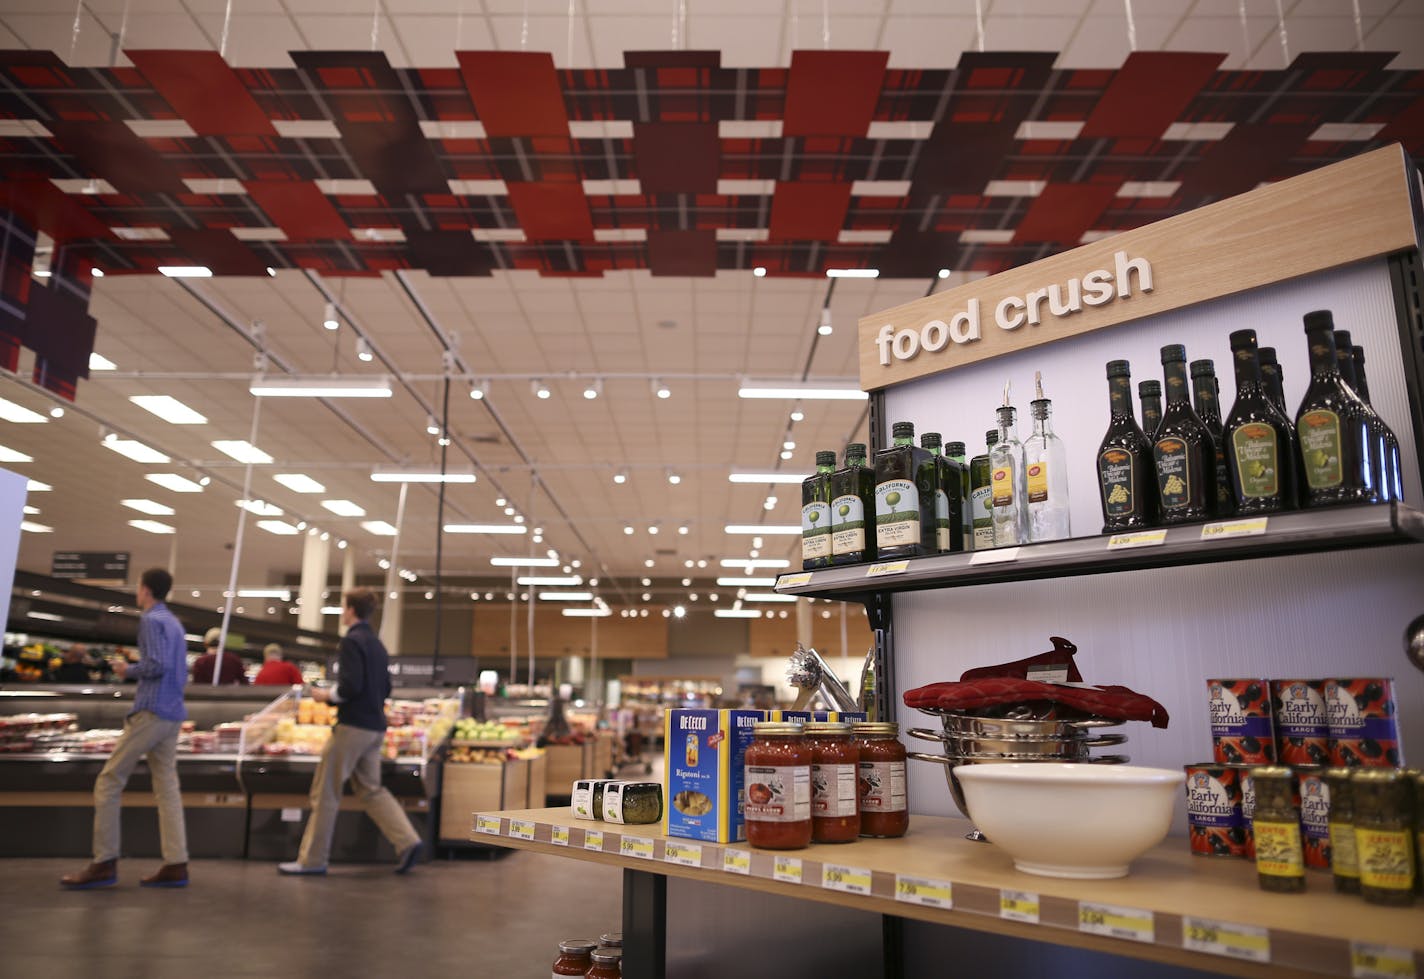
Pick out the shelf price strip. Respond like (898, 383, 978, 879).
(970, 547, 1020, 566)
(821, 863, 873, 897)
(508, 819, 536, 841)
(777, 572, 813, 589)
(1078, 902, 1154, 944)
(773, 856, 803, 884)
(1200, 516, 1268, 541)
(1181, 917, 1269, 964)
(894, 874, 953, 910)
(550, 825, 570, 847)
(999, 889, 1040, 924)
(722, 850, 751, 876)
(474, 814, 502, 837)
(1351, 943, 1417, 979)
(1107, 529, 1167, 550)
(584, 829, 605, 852)
(619, 835, 655, 861)
(866, 560, 910, 578)
(663, 841, 703, 868)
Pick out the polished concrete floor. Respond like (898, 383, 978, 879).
(1, 851, 623, 979)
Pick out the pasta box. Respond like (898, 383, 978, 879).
(663, 709, 766, 843)
(771, 710, 868, 723)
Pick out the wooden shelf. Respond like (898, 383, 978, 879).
(773, 503, 1424, 600)
(472, 807, 1421, 978)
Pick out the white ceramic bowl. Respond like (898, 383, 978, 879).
(954, 763, 1184, 879)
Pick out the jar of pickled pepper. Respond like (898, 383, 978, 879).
(1251, 766, 1305, 893)
(805, 721, 860, 843)
(1353, 769, 1415, 906)
(744, 722, 812, 850)
(853, 722, 908, 838)
(552, 939, 597, 977)
(1323, 767, 1360, 893)
(587, 946, 622, 979)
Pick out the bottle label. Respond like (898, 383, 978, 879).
(811, 762, 858, 817)
(1329, 820, 1359, 879)
(1230, 423, 1280, 498)
(1026, 461, 1048, 504)
(858, 760, 907, 813)
(1298, 409, 1343, 489)
(876, 479, 919, 548)
(1356, 828, 1413, 891)
(1098, 449, 1134, 517)
(970, 486, 993, 549)
(744, 764, 811, 822)
(1154, 437, 1192, 510)
(830, 494, 866, 556)
(1254, 820, 1305, 877)
(991, 465, 1014, 507)
(801, 502, 830, 560)
(934, 489, 950, 550)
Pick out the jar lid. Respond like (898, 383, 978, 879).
(598, 933, 622, 947)
(802, 721, 852, 735)
(559, 939, 598, 955)
(852, 722, 899, 737)
(591, 948, 624, 964)
(1247, 765, 1293, 781)
(753, 721, 805, 736)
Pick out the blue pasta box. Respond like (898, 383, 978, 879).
(663, 708, 765, 843)
(772, 710, 867, 723)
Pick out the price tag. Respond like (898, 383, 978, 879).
(970, 547, 1020, 565)
(620, 835, 655, 860)
(866, 560, 910, 578)
(1078, 902, 1154, 944)
(894, 874, 953, 910)
(550, 826, 570, 847)
(474, 814, 502, 836)
(772, 855, 803, 884)
(1200, 516, 1268, 541)
(722, 850, 751, 875)
(1352, 943, 1417, 979)
(1182, 917, 1269, 964)
(999, 889, 1039, 924)
(509, 819, 536, 841)
(583, 829, 605, 852)
(663, 841, 703, 868)
(1107, 529, 1167, 550)
(777, 572, 812, 589)
(821, 863, 873, 896)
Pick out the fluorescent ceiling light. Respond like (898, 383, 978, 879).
(237, 588, 291, 599)
(725, 524, 801, 535)
(250, 376, 393, 398)
(322, 499, 366, 517)
(539, 592, 595, 601)
(26, 479, 51, 492)
(719, 558, 792, 569)
(737, 384, 867, 401)
(727, 471, 811, 484)
(490, 556, 560, 567)
(20, 520, 52, 533)
(825, 268, 878, 278)
(361, 520, 399, 536)
(445, 524, 527, 534)
(716, 576, 777, 587)
(0, 443, 33, 463)
(562, 608, 613, 617)
(22, 505, 38, 515)
(0, 398, 48, 423)
(274, 473, 325, 494)
(146, 473, 204, 493)
(128, 519, 175, 534)
(212, 440, 273, 464)
(103, 438, 169, 464)
(28, 610, 64, 621)
(743, 592, 798, 602)
(89, 352, 116, 371)
(158, 265, 212, 278)
(257, 519, 300, 535)
(237, 499, 283, 516)
(122, 499, 175, 516)
(129, 395, 208, 425)
(517, 575, 583, 586)
(371, 469, 476, 483)
(321, 606, 343, 615)
(715, 609, 763, 618)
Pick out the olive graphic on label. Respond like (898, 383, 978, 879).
(1309, 449, 1328, 469)
(1242, 683, 1263, 704)
(838, 504, 850, 517)
(1358, 682, 1383, 706)
(1240, 735, 1261, 754)
(809, 511, 820, 525)
(1209, 835, 1231, 856)
(1306, 743, 1329, 765)
(1386, 747, 1401, 766)
(1221, 742, 1243, 763)
(1227, 825, 1247, 844)
(886, 491, 901, 512)
(1360, 738, 1383, 758)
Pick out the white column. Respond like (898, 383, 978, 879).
(338, 545, 355, 637)
(379, 482, 408, 654)
(796, 596, 814, 649)
(297, 530, 330, 632)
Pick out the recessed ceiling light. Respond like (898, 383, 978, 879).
(26, 479, 51, 492)
(779, 450, 793, 460)
(130, 395, 208, 425)
(489, 556, 558, 567)
(102, 438, 168, 464)
(128, 519, 175, 535)
(667, 471, 681, 485)
(21, 520, 53, 533)
(613, 469, 627, 484)
(790, 407, 805, 422)
(49, 406, 64, 418)
(322, 499, 366, 517)
(257, 519, 300, 535)
(938, 268, 951, 279)
(532, 378, 550, 399)
(623, 525, 634, 535)
(0, 398, 48, 423)
(250, 376, 392, 398)
(678, 525, 689, 535)
(753, 267, 766, 277)
(323, 301, 339, 330)
(817, 308, 832, 336)
(122, 499, 175, 516)
(274, 473, 326, 494)
(673, 605, 686, 618)
(652, 379, 671, 399)
(157, 265, 212, 277)
(89, 352, 117, 371)
(146, 473, 203, 493)
(90, 267, 104, 277)
(212, 440, 273, 464)
(648, 525, 659, 535)
(644, 558, 655, 568)
(237, 499, 283, 516)
(361, 520, 399, 536)
(582, 379, 602, 400)
(681, 578, 691, 587)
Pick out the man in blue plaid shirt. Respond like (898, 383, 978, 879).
(61, 568, 191, 889)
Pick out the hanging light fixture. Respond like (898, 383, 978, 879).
(323, 301, 339, 331)
(355, 337, 373, 362)
(532, 379, 551, 400)
(817, 307, 832, 336)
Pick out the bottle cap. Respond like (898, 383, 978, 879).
(1228, 329, 1257, 350)
(815, 450, 837, 467)
(920, 432, 942, 449)
(892, 421, 915, 438)
(1138, 379, 1160, 396)
(1333, 329, 1353, 350)
(846, 442, 867, 459)
(946, 440, 965, 456)
(995, 405, 1016, 426)
(985, 430, 999, 448)
(1258, 346, 1279, 366)
(1106, 359, 1131, 378)
(1189, 358, 1215, 378)
(1303, 309, 1334, 332)
(1352, 346, 1366, 365)
(1160, 344, 1187, 364)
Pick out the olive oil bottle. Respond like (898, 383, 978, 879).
(874, 421, 937, 559)
(921, 432, 965, 553)
(1154, 344, 1216, 524)
(1295, 311, 1376, 507)
(1097, 360, 1158, 532)
(1191, 359, 1236, 519)
(1351, 344, 1403, 503)
(947, 440, 972, 544)
(801, 450, 836, 569)
(989, 385, 1029, 547)
(1138, 379, 1163, 439)
(830, 443, 876, 565)
(968, 431, 998, 551)
(1335, 330, 1394, 504)
(1259, 347, 1288, 417)
(1223, 329, 1297, 514)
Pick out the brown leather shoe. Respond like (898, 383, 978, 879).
(60, 860, 117, 890)
(140, 863, 188, 888)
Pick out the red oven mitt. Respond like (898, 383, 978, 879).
(903, 677, 1170, 729)
(958, 636, 1084, 683)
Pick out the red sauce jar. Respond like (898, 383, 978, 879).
(853, 722, 908, 838)
(587, 947, 622, 978)
(805, 721, 860, 843)
(552, 939, 597, 976)
(744, 722, 812, 850)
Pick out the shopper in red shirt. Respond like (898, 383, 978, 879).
(254, 643, 303, 686)
(190, 628, 246, 685)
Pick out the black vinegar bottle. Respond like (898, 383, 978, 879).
(1223, 329, 1297, 514)
(1138, 379, 1163, 439)
(1096, 360, 1159, 532)
(830, 443, 876, 565)
(1335, 330, 1395, 504)
(1351, 344, 1403, 502)
(1259, 348, 1289, 416)
(874, 421, 937, 559)
(1154, 345, 1217, 524)
(1191, 359, 1236, 518)
(1295, 311, 1376, 507)
(801, 450, 836, 570)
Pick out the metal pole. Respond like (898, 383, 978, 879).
(379, 481, 409, 652)
(215, 396, 262, 685)
(433, 377, 450, 672)
(509, 566, 517, 684)
(527, 581, 536, 688)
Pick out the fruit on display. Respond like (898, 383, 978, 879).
(448, 744, 544, 765)
(452, 718, 522, 743)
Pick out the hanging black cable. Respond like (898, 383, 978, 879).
(433, 376, 451, 672)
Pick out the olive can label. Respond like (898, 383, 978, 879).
(830, 494, 866, 556)
(858, 760, 906, 813)
(1329, 821, 1360, 879)
(1295, 770, 1331, 869)
(744, 764, 811, 822)
(990, 465, 1014, 507)
(1254, 820, 1305, 877)
(1026, 461, 1048, 504)
(1298, 409, 1344, 489)
(1207, 679, 1276, 764)
(1098, 449, 1134, 516)
(1271, 679, 1329, 766)
(970, 486, 993, 547)
(1154, 437, 1192, 509)
(1356, 828, 1413, 891)
(1231, 423, 1280, 498)
(801, 502, 830, 560)
(1324, 678, 1402, 767)
(934, 489, 951, 551)
(1184, 764, 1248, 858)
(811, 763, 858, 817)
(875, 479, 919, 548)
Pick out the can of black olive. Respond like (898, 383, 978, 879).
(1325, 678, 1403, 768)
(1293, 766, 1331, 870)
(1184, 763, 1249, 858)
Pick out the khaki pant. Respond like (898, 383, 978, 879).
(296, 724, 421, 869)
(93, 710, 188, 865)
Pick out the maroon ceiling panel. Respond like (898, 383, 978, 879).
(0, 180, 110, 242)
(45, 121, 187, 196)
(783, 51, 889, 137)
(126, 50, 277, 137)
(244, 181, 351, 240)
(406, 229, 494, 276)
(340, 120, 448, 197)
(458, 51, 569, 137)
(1177, 122, 1317, 199)
(1012, 183, 1120, 245)
(633, 122, 719, 193)
(647, 229, 716, 276)
(506, 182, 594, 240)
(1380, 94, 1424, 153)
(769, 182, 852, 240)
(1080, 52, 1223, 139)
(166, 228, 269, 275)
(624, 51, 722, 69)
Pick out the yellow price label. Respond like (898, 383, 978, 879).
(1078, 902, 1154, 944)
(1352, 943, 1417, 979)
(722, 850, 751, 876)
(777, 572, 813, 589)
(821, 863, 873, 896)
(1182, 917, 1269, 963)
(663, 842, 703, 868)
(1107, 529, 1167, 550)
(894, 875, 953, 910)
(620, 835, 655, 860)
(508, 819, 536, 841)
(583, 830, 605, 852)
(866, 560, 910, 578)
(550, 826, 570, 847)
(999, 889, 1039, 924)
(474, 814, 502, 836)
(1200, 517, 1268, 541)
(970, 546, 1020, 565)
(772, 855, 803, 883)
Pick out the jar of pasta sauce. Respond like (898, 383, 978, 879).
(853, 722, 908, 838)
(744, 722, 812, 850)
(805, 721, 860, 843)
(551, 939, 596, 977)
(587, 947, 622, 979)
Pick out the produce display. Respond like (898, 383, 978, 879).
(451, 717, 523, 743)
(448, 744, 541, 765)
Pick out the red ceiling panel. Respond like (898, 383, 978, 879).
(1012, 183, 1121, 245)
(783, 51, 889, 137)
(126, 50, 277, 137)
(45, 121, 187, 196)
(647, 229, 716, 276)
(1080, 52, 1223, 139)
(0, 181, 110, 242)
(1178, 122, 1317, 199)
(506, 182, 594, 240)
(166, 228, 269, 275)
(457, 51, 569, 137)
(243, 181, 351, 241)
(769, 182, 852, 240)
(634, 123, 720, 193)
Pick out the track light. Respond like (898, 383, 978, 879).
(532, 378, 550, 399)
(613, 469, 628, 485)
(753, 267, 766, 277)
(323, 301, 339, 331)
(583, 378, 602, 400)
(426, 414, 440, 436)
(818, 307, 832, 336)
(790, 405, 805, 422)
(652, 378, 671, 399)
(356, 337, 373, 362)
(470, 380, 488, 400)
(938, 268, 951, 279)
(667, 470, 681, 485)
